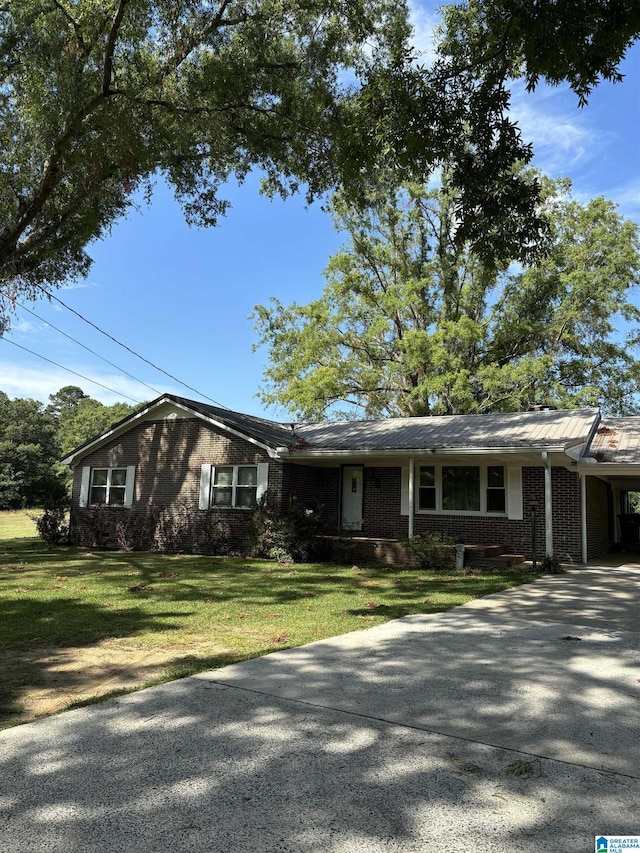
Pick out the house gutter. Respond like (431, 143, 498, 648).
(276, 445, 569, 460)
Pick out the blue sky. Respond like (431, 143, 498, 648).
(1, 2, 639, 418)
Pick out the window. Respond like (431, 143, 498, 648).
(442, 465, 480, 512)
(415, 464, 506, 515)
(486, 466, 506, 512)
(211, 465, 258, 509)
(200, 463, 268, 510)
(89, 468, 127, 506)
(418, 465, 436, 510)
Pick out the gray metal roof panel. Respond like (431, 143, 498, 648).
(293, 408, 600, 452)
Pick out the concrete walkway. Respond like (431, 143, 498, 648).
(1, 563, 639, 852)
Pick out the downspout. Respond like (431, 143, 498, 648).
(542, 451, 553, 557)
(408, 457, 414, 539)
(580, 472, 588, 564)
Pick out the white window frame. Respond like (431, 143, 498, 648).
(79, 465, 135, 508)
(199, 463, 269, 510)
(416, 463, 507, 516)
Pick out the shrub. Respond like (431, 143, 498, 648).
(249, 502, 324, 563)
(32, 505, 69, 545)
(541, 552, 565, 574)
(401, 531, 456, 570)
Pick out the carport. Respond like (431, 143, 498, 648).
(578, 416, 640, 560)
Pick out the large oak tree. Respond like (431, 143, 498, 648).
(1, 0, 638, 331)
(254, 175, 640, 419)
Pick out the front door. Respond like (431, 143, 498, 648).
(341, 465, 363, 531)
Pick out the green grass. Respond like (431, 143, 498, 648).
(0, 517, 540, 727)
(0, 509, 40, 540)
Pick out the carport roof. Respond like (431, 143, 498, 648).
(587, 417, 640, 464)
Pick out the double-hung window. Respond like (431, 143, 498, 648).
(211, 465, 258, 509)
(416, 464, 506, 514)
(80, 466, 135, 507)
(200, 463, 268, 510)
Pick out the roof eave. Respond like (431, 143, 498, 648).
(280, 444, 570, 460)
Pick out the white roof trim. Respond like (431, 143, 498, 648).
(281, 444, 570, 460)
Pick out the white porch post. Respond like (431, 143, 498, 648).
(543, 451, 553, 557)
(408, 457, 415, 538)
(580, 472, 588, 564)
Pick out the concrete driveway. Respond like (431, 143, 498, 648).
(1, 563, 639, 852)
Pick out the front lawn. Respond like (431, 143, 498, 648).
(0, 525, 539, 728)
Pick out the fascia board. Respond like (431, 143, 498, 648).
(280, 444, 569, 460)
(577, 461, 640, 475)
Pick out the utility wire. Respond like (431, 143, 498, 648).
(17, 301, 162, 398)
(1, 338, 144, 404)
(33, 284, 229, 408)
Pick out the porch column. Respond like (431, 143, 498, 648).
(408, 457, 415, 538)
(543, 451, 553, 557)
(580, 472, 588, 564)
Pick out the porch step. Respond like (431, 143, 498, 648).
(463, 544, 506, 558)
(465, 552, 527, 571)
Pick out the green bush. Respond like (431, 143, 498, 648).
(32, 504, 69, 545)
(401, 531, 456, 570)
(541, 552, 565, 574)
(249, 501, 324, 563)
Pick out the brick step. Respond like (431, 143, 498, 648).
(466, 553, 527, 571)
(463, 543, 506, 558)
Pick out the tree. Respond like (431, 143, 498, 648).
(0, 0, 524, 330)
(0, 392, 65, 508)
(46, 385, 89, 422)
(440, 0, 640, 105)
(253, 176, 640, 419)
(1, 1, 637, 331)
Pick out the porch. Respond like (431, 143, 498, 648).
(318, 535, 528, 570)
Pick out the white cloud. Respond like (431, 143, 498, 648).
(408, 1, 441, 67)
(509, 81, 609, 175)
(0, 360, 177, 406)
(60, 280, 99, 291)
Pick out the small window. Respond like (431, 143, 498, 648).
(486, 466, 506, 512)
(90, 468, 127, 506)
(418, 466, 436, 510)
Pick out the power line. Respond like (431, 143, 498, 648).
(17, 302, 162, 398)
(1, 338, 144, 404)
(33, 284, 229, 408)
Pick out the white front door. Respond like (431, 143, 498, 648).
(341, 465, 363, 531)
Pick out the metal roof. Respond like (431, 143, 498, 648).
(587, 417, 640, 464)
(61, 395, 602, 465)
(292, 408, 600, 452)
(170, 396, 295, 448)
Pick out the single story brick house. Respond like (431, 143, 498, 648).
(61, 394, 640, 563)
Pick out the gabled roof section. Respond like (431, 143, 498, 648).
(292, 408, 600, 453)
(60, 394, 295, 466)
(585, 417, 640, 464)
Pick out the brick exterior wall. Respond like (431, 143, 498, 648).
(586, 476, 611, 558)
(70, 418, 285, 551)
(337, 464, 583, 562)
